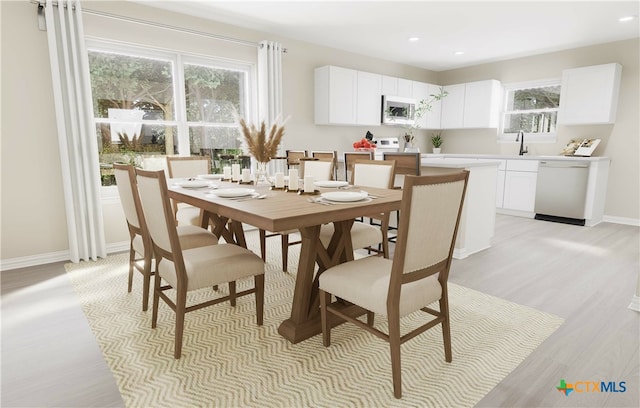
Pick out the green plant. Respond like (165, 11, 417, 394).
(402, 87, 448, 142)
(431, 132, 443, 148)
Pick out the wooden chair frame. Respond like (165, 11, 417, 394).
(382, 152, 421, 242)
(136, 169, 264, 359)
(344, 151, 374, 182)
(349, 159, 396, 258)
(312, 150, 338, 180)
(113, 163, 154, 311)
(320, 171, 469, 398)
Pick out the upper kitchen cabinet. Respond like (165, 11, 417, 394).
(314, 65, 381, 126)
(441, 80, 503, 129)
(381, 76, 412, 98)
(425, 84, 443, 129)
(412, 81, 442, 129)
(558, 63, 622, 125)
(440, 84, 465, 129)
(356, 71, 383, 125)
(382, 75, 398, 96)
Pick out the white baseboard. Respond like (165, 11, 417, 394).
(0, 250, 72, 272)
(602, 215, 640, 227)
(629, 295, 640, 312)
(0, 241, 130, 272)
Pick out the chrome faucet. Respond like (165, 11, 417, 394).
(516, 130, 528, 156)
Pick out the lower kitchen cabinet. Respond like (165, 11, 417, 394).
(501, 159, 539, 213)
(503, 170, 538, 212)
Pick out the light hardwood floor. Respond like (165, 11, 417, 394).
(1, 215, 638, 407)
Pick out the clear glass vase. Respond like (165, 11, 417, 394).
(255, 161, 271, 185)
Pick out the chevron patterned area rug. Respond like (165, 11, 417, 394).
(66, 231, 564, 407)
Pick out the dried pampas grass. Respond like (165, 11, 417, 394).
(238, 118, 286, 162)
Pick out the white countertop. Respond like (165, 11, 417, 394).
(422, 153, 610, 162)
(421, 157, 501, 168)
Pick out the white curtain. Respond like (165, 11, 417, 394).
(44, 0, 106, 263)
(257, 41, 283, 124)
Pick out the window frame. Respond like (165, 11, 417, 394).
(498, 78, 561, 143)
(85, 38, 257, 193)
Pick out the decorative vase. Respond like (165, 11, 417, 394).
(404, 142, 420, 153)
(433, 147, 442, 154)
(255, 160, 271, 185)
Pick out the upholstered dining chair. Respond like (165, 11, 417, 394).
(113, 163, 219, 311)
(258, 158, 335, 272)
(319, 171, 469, 399)
(135, 169, 265, 359)
(311, 150, 338, 180)
(166, 156, 210, 226)
(344, 151, 374, 182)
(318, 159, 396, 258)
(285, 150, 307, 171)
(382, 152, 421, 242)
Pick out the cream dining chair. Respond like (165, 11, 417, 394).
(318, 159, 396, 258)
(258, 158, 334, 272)
(135, 168, 265, 359)
(166, 156, 210, 226)
(319, 171, 470, 399)
(113, 163, 219, 311)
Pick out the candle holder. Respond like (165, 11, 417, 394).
(297, 190, 320, 196)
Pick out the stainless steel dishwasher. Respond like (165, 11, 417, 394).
(534, 160, 589, 225)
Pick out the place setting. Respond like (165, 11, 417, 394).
(205, 187, 266, 201)
(172, 179, 218, 190)
(309, 190, 373, 205)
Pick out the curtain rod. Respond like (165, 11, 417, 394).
(32, 0, 286, 51)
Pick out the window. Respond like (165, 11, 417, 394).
(500, 79, 561, 142)
(87, 40, 254, 186)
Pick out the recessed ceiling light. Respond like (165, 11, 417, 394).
(619, 16, 636, 22)
(408, 37, 420, 42)
(454, 51, 465, 56)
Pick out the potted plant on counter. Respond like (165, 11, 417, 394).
(400, 88, 447, 152)
(431, 132, 443, 154)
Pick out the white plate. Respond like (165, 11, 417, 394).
(175, 180, 209, 189)
(211, 188, 256, 198)
(314, 180, 349, 188)
(197, 174, 224, 180)
(321, 191, 368, 202)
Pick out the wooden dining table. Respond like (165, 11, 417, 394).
(168, 179, 402, 343)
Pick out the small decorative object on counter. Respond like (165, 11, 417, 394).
(353, 137, 377, 152)
(431, 132, 443, 154)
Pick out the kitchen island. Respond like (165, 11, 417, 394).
(420, 157, 500, 259)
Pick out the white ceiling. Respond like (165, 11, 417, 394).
(138, 0, 639, 71)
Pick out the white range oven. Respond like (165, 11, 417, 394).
(374, 137, 400, 160)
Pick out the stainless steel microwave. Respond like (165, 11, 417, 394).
(381, 95, 416, 125)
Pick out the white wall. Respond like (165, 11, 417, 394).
(1, 0, 638, 267)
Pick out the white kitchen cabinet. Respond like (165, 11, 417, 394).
(381, 75, 398, 96)
(440, 80, 502, 129)
(494, 159, 507, 207)
(440, 84, 466, 129)
(412, 81, 429, 129)
(463, 80, 503, 128)
(397, 78, 413, 97)
(558, 63, 622, 125)
(502, 160, 539, 213)
(314, 66, 380, 126)
(425, 84, 443, 129)
(356, 71, 382, 125)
